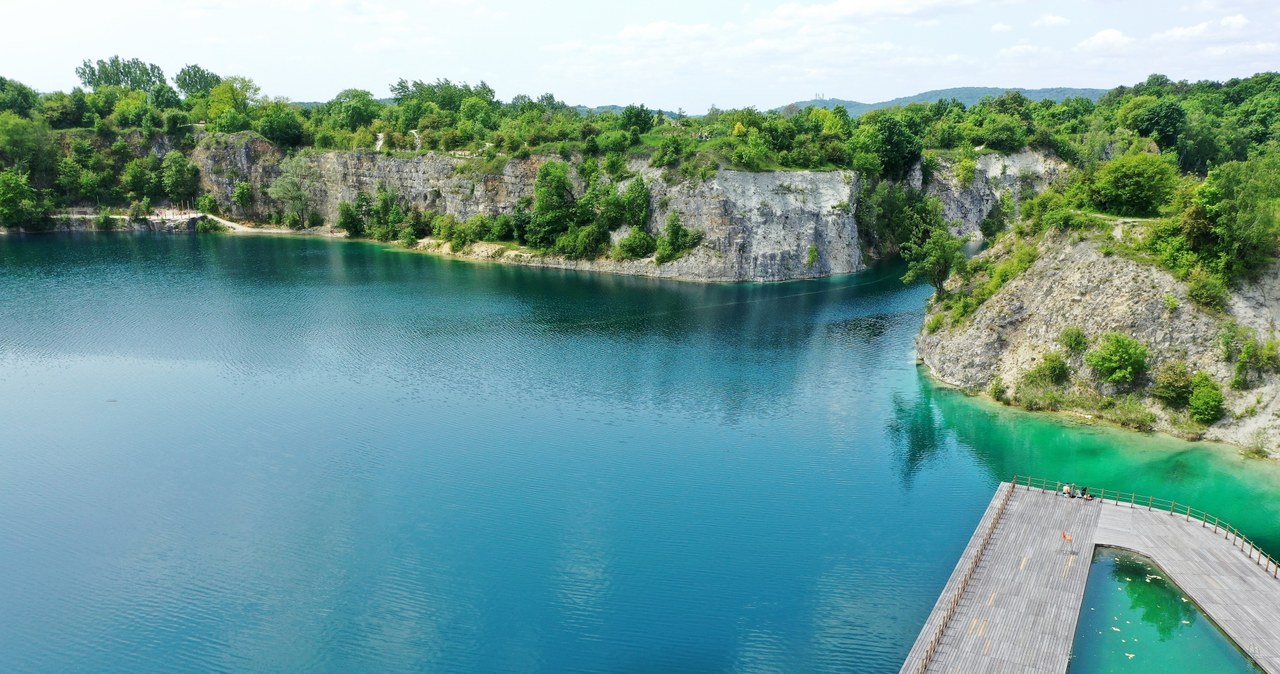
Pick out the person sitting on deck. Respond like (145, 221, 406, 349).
(1081, 486, 1093, 501)
(1062, 484, 1072, 497)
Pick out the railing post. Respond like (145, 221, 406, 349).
(1148, 495, 1153, 511)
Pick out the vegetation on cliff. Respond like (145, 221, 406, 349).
(918, 72, 1280, 449)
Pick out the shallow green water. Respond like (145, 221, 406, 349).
(1069, 548, 1262, 673)
(2, 232, 1279, 672)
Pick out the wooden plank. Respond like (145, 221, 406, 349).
(1095, 502, 1280, 669)
(901, 482, 1280, 674)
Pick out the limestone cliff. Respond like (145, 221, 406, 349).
(925, 151, 1069, 237)
(916, 231, 1280, 453)
(192, 132, 1058, 282)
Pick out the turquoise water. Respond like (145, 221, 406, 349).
(1069, 548, 1262, 673)
(2, 232, 1280, 672)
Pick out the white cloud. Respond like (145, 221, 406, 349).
(1152, 21, 1211, 41)
(1151, 14, 1250, 42)
(1220, 14, 1249, 29)
(991, 22, 1012, 32)
(998, 43, 1055, 59)
(1204, 41, 1278, 57)
(1032, 14, 1068, 27)
(1076, 29, 1134, 53)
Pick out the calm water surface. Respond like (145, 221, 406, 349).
(1069, 548, 1261, 673)
(3, 232, 1280, 672)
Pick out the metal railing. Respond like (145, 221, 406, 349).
(1011, 475, 1280, 580)
(911, 481, 1015, 674)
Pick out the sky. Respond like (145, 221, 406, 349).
(3, 0, 1277, 112)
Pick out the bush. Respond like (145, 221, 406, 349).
(194, 194, 219, 214)
(1085, 332, 1148, 384)
(1104, 396, 1157, 431)
(1186, 267, 1228, 310)
(1151, 360, 1193, 408)
(1014, 382, 1063, 411)
(93, 207, 115, 231)
(1188, 372, 1225, 424)
(1058, 326, 1088, 354)
(613, 225, 656, 260)
(654, 211, 702, 264)
(1022, 351, 1070, 386)
(1090, 153, 1177, 217)
(988, 374, 1008, 403)
(195, 217, 227, 233)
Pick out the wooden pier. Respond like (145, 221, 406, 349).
(900, 478, 1280, 674)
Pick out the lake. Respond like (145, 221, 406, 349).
(3, 232, 1279, 672)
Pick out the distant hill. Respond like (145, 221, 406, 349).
(783, 87, 1108, 116)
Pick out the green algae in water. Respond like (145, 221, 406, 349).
(1069, 548, 1262, 673)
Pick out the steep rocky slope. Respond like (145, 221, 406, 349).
(917, 232, 1280, 452)
(192, 133, 1059, 282)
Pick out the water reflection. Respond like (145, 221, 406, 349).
(1069, 548, 1260, 673)
(1109, 552, 1196, 641)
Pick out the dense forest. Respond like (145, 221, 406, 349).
(0, 57, 1277, 272)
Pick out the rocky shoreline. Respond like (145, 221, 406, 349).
(916, 231, 1280, 455)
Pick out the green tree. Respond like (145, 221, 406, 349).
(620, 104, 654, 135)
(1188, 372, 1225, 424)
(75, 56, 165, 90)
(206, 77, 260, 122)
(267, 154, 320, 228)
(0, 167, 51, 227)
(654, 211, 702, 264)
(147, 82, 181, 111)
(0, 111, 55, 181)
(161, 151, 200, 202)
(254, 100, 306, 147)
(1134, 99, 1187, 149)
(322, 89, 382, 131)
(1197, 152, 1280, 279)
(232, 181, 254, 213)
(901, 223, 966, 296)
(174, 64, 222, 99)
(620, 176, 650, 230)
(1091, 153, 1178, 216)
(613, 224, 656, 260)
(871, 115, 923, 180)
(1151, 360, 1194, 407)
(0, 76, 39, 118)
(527, 160, 575, 248)
(1085, 332, 1149, 384)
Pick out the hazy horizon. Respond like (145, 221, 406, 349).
(4, 0, 1277, 113)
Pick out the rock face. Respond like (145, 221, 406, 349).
(917, 233, 1280, 450)
(192, 132, 1059, 282)
(926, 150, 1070, 238)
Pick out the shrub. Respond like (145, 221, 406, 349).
(1014, 382, 1063, 411)
(1085, 332, 1148, 384)
(654, 211, 702, 264)
(1187, 267, 1228, 310)
(93, 207, 115, 231)
(1058, 326, 1088, 354)
(398, 226, 417, 247)
(1151, 360, 1193, 408)
(1105, 396, 1157, 431)
(1090, 153, 1178, 217)
(1022, 351, 1070, 386)
(925, 312, 945, 334)
(988, 374, 1008, 403)
(195, 218, 227, 233)
(613, 225, 657, 260)
(194, 194, 219, 214)
(1188, 372, 1225, 424)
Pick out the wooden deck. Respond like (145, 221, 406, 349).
(901, 481, 1280, 674)
(1097, 503, 1280, 673)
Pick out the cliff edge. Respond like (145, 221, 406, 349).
(917, 230, 1280, 454)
